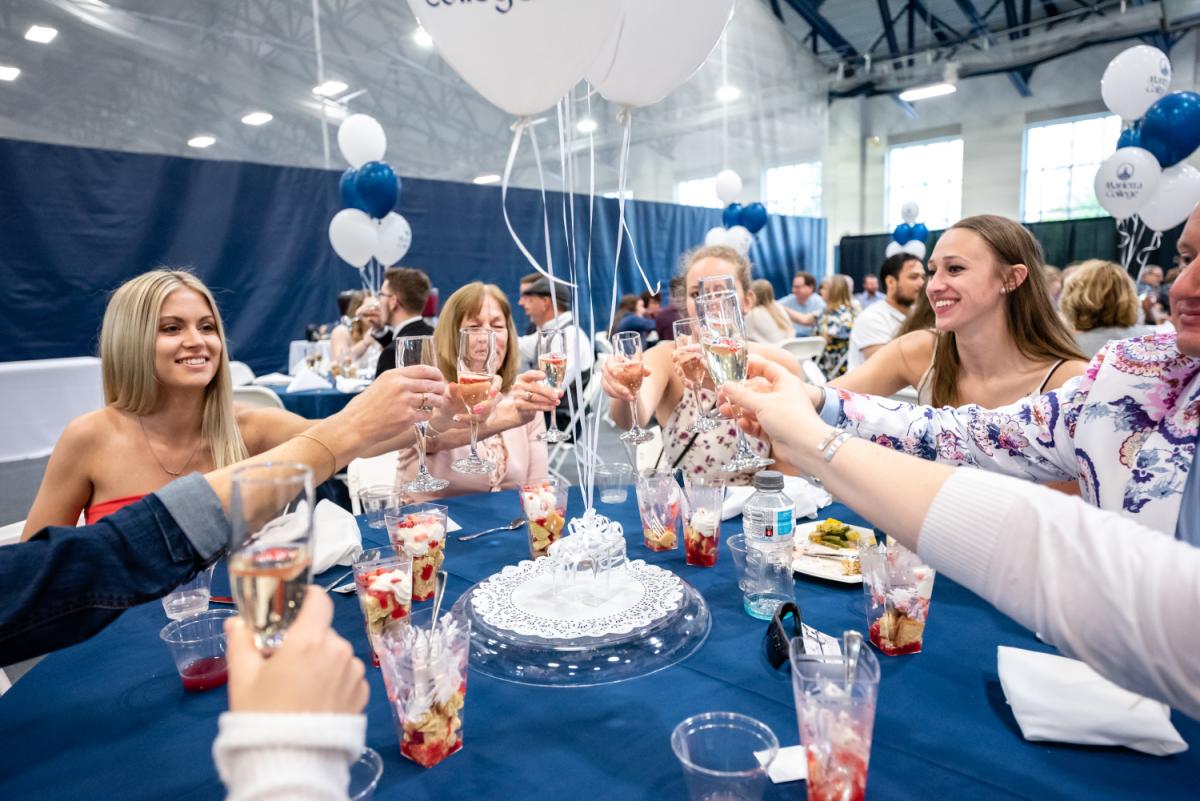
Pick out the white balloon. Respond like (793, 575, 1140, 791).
(715, 170, 742, 206)
(329, 208, 378, 268)
(587, 0, 735, 108)
(337, 115, 386, 168)
(724, 225, 753, 256)
(407, 0, 620, 117)
(1093, 147, 1162, 221)
(374, 213, 413, 266)
(704, 226, 727, 247)
(885, 241, 904, 257)
(900, 201, 919, 225)
(1138, 163, 1200, 232)
(902, 240, 927, 260)
(1101, 45, 1171, 121)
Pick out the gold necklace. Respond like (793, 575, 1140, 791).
(138, 416, 204, 477)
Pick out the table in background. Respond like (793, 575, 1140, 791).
(0, 356, 103, 463)
(1, 490, 1195, 800)
(271, 387, 356, 419)
(287, 339, 331, 375)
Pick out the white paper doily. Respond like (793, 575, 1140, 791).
(469, 559, 683, 639)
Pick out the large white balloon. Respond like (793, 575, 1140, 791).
(375, 213, 413, 266)
(1138, 163, 1200, 232)
(704, 226, 727, 247)
(407, 0, 620, 117)
(900, 201, 919, 225)
(329, 209, 378, 268)
(885, 241, 904, 258)
(1101, 45, 1171, 121)
(587, 0, 735, 108)
(902, 240, 927, 260)
(337, 115, 386, 168)
(715, 170, 742, 206)
(1093, 147, 1162, 220)
(724, 225, 753, 256)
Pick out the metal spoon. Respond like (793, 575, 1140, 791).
(457, 516, 526, 542)
(843, 630, 864, 691)
(430, 570, 449, 627)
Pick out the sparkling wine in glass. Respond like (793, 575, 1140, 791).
(612, 330, 654, 445)
(672, 317, 718, 434)
(396, 336, 450, 493)
(696, 291, 773, 473)
(452, 327, 497, 475)
(229, 463, 315, 654)
(537, 328, 570, 443)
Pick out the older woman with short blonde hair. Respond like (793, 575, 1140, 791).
(1059, 259, 1154, 357)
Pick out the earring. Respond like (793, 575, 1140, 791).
(1000, 287, 1007, 294)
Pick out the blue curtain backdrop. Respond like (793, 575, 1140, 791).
(0, 138, 825, 373)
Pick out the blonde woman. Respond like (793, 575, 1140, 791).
(815, 275, 855, 379)
(1059, 259, 1155, 357)
(329, 291, 382, 366)
(744, 279, 793, 344)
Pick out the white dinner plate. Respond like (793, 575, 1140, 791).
(792, 523, 876, 585)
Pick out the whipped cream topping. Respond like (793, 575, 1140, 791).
(393, 516, 444, 557)
(368, 568, 412, 605)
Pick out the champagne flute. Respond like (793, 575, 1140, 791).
(612, 330, 654, 445)
(672, 317, 718, 434)
(694, 274, 737, 423)
(396, 335, 450, 492)
(695, 291, 774, 473)
(228, 463, 315, 654)
(537, 328, 570, 444)
(452, 327, 497, 474)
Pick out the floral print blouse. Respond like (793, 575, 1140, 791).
(662, 387, 771, 486)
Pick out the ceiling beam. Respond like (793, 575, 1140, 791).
(780, 0, 858, 59)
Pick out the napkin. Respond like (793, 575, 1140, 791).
(286, 369, 333, 393)
(996, 646, 1188, 756)
(334, 376, 370, 394)
(252, 372, 292, 386)
(312, 500, 364, 574)
(722, 475, 832, 521)
(754, 745, 807, 783)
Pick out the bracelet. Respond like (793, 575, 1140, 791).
(821, 431, 853, 463)
(816, 428, 842, 452)
(294, 431, 338, 476)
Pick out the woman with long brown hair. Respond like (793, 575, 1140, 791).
(744, 279, 792, 344)
(831, 215, 1087, 407)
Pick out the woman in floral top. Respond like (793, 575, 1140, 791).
(816, 276, 855, 379)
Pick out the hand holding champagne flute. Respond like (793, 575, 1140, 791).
(537, 329, 570, 443)
(452, 327, 498, 474)
(612, 331, 655, 445)
(671, 317, 718, 434)
(397, 336, 450, 492)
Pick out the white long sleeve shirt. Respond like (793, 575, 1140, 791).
(918, 468, 1200, 721)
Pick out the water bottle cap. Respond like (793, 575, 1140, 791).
(753, 470, 784, 490)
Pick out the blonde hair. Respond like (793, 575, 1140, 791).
(1059, 259, 1139, 331)
(100, 269, 247, 468)
(750, 279, 790, 332)
(823, 274, 853, 311)
(433, 282, 519, 391)
(679, 245, 752, 291)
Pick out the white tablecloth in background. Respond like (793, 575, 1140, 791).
(288, 340, 331, 375)
(0, 357, 104, 462)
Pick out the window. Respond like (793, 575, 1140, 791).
(1022, 114, 1121, 222)
(885, 137, 963, 230)
(764, 162, 822, 217)
(675, 176, 722, 209)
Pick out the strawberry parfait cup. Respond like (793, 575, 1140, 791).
(519, 476, 568, 559)
(386, 503, 448, 603)
(352, 546, 414, 667)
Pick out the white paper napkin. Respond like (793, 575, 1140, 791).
(722, 475, 832, 521)
(997, 646, 1188, 756)
(312, 500, 364, 574)
(445, 516, 462, 533)
(334, 376, 370, 394)
(286, 369, 333, 393)
(755, 745, 807, 783)
(253, 372, 293, 386)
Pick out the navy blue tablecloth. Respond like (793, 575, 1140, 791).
(273, 387, 356, 419)
(1, 490, 1195, 800)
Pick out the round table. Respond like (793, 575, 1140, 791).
(272, 387, 356, 419)
(0, 489, 1195, 800)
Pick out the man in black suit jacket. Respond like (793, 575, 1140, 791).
(374, 267, 436, 376)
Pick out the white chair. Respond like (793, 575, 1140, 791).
(801, 359, 826, 386)
(232, 386, 285, 410)
(780, 336, 827, 364)
(593, 331, 614, 355)
(0, 519, 24, 548)
(634, 426, 664, 474)
(347, 450, 400, 514)
(228, 361, 255, 386)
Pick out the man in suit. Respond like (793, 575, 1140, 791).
(517, 277, 595, 437)
(374, 267, 436, 376)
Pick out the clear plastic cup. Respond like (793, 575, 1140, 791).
(161, 563, 216, 620)
(727, 533, 750, 591)
(683, 480, 724, 567)
(671, 712, 778, 801)
(635, 469, 682, 552)
(789, 642, 881, 801)
(353, 546, 413, 667)
(860, 541, 936, 656)
(386, 503, 448, 602)
(595, 463, 635, 504)
(359, 485, 400, 529)
(349, 747, 383, 801)
(519, 476, 569, 558)
(159, 608, 236, 692)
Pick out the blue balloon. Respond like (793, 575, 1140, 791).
(339, 168, 368, 212)
(1140, 91, 1200, 168)
(910, 223, 929, 242)
(1116, 120, 1142, 150)
(739, 202, 768, 234)
(354, 161, 400, 219)
(722, 203, 743, 229)
(892, 223, 913, 245)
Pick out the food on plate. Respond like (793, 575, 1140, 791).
(807, 518, 864, 550)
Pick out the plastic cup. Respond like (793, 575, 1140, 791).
(727, 534, 750, 591)
(683, 480, 724, 567)
(353, 546, 413, 667)
(359, 485, 400, 529)
(595, 463, 634, 504)
(789, 642, 881, 801)
(671, 712, 778, 801)
(635, 469, 682, 552)
(860, 541, 936, 656)
(386, 503, 448, 602)
(161, 563, 216, 620)
(378, 606, 470, 768)
(159, 608, 236, 692)
(348, 748, 384, 801)
(519, 476, 569, 558)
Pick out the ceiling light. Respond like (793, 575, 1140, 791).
(312, 80, 348, 97)
(187, 135, 216, 149)
(603, 190, 632, 200)
(898, 82, 956, 101)
(472, 174, 501, 185)
(716, 85, 741, 103)
(25, 25, 58, 44)
(576, 118, 598, 135)
(0, 66, 20, 82)
(413, 26, 433, 48)
(241, 111, 273, 126)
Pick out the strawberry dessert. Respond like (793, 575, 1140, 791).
(520, 481, 566, 558)
(356, 567, 413, 665)
(641, 500, 679, 552)
(684, 507, 720, 567)
(390, 513, 446, 602)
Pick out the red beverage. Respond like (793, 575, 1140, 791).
(180, 656, 228, 692)
(458, 372, 491, 408)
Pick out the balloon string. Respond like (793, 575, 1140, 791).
(614, 109, 660, 296)
(1135, 229, 1163, 275)
(1116, 217, 1132, 269)
(584, 84, 599, 509)
(500, 119, 575, 289)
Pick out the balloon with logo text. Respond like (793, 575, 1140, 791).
(1093, 147, 1161, 220)
(1100, 45, 1171, 122)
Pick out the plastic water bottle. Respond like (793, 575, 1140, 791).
(741, 470, 795, 620)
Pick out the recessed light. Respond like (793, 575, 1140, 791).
(472, 174, 501, 185)
(716, 85, 741, 103)
(312, 80, 348, 97)
(576, 118, 598, 135)
(0, 66, 21, 82)
(898, 82, 957, 101)
(187, 135, 216, 148)
(241, 111, 273, 126)
(25, 25, 58, 44)
(413, 26, 433, 48)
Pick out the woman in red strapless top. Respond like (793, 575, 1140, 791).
(84, 495, 147, 525)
